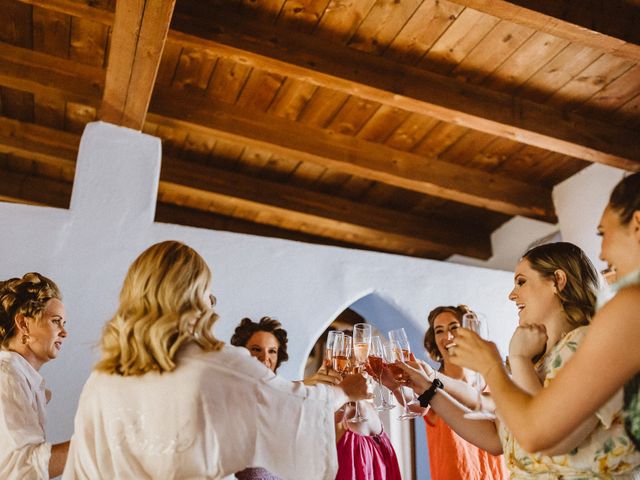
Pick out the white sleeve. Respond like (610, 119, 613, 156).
(207, 349, 338, 480)
(0, 373, 51, 479)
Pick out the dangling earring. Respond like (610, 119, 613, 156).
(21, 334, 29, 345)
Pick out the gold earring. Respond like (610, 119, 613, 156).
(21, 334, 29, 345)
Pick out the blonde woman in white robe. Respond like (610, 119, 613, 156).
(63, 240, 368, 480)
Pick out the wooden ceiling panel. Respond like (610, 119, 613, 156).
(267, 78, 317, 121)
(357, 105, 411, 143)
(156, 40, 182, 88)
(412, 122, 468, 158)
(286, 159, 326, 188)
(518, 43, 603, 104)
(296, 87, 349, 128)
(205, 57, 252, 104)
(347, 0, 422, 55)
(0, 167, 71, 208)
(235, 70, 286, 113)
(0, 86, 34, 122)
(68, 15, 110, 67)
(438, 130, 498, 169)
(445, 0, 640, 61)
(64, 101, 96, 134)
(165, 9, 638, 168)
(182, 131, 216, 165)
(546, 54, 635, 111)
(419, 7, 499, 75)
(482, 31, 569, 94)
(172, 46, 217, 93)
(239, 0, 284, 22)
(384, 113, 438, 152)
(384, 0, 464, 65)
(32, 6, 70, 58)
(33, 92, 65, 129)
(452, 20, 535, 84)
(256, 154, 300, 183)
(326, 96, 380, 136)
(276, 0, 331, 34)
(314, 0, 377, 44)
(578, 65, 640, 124)
(0, 0, 32, 47)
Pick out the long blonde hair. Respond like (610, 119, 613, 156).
(96, 241, 223, 376)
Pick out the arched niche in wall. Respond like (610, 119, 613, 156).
(302, 290, 426, 480)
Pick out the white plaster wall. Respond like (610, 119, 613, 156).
(0, 122, 518, 456)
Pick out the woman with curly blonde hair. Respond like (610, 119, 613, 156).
(0, 272, 70, 478)
(63, 240, 368, 479)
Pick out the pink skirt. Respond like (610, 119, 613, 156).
(336, 430, 402, 480)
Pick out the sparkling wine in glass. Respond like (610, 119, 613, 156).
(462, 312, 496, 421)
(350, 323, 372, 423)
(388, 328, 419, 405)
(369, 336, 394, 411)
(386, 341, 420, 420)
(332, 333, 352, 376)
(325, 330, 343, 369)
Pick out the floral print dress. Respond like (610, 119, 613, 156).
(499, 327, 640, 479)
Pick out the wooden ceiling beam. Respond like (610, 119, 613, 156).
(0, 170, 71, 209)
(11, 1, 639, 168)
(149, 89, 557, 222)
(100, 0, 176, 130)
(0, 116, 78, 171)
(159, 158, 492, 259)
(167, 9, 640, 171)
(0, 44, 557, 222)
(16, 0, 114, 25)
(0, 42, 103, 106)
(445, 0, 640, 62)
(155, 203, 402, 256)
(0, 117, 489, 259)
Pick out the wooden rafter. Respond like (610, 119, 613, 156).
(13, 0, 640, 169)
(167, 10, 640, 171)
(0, 43, 557, 222)
(0, 116, 491, 259)
(160, 158, 492, 259)
(16, 0, 115, 25)
(0, 170, 71, 209)
(0, 42, 103, 107)
(100, 0, 176, 130)
(445, 0, 640, 62)
(149, 88, 556, 222)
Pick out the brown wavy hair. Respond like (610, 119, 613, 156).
(522, 242, 598, 329)
(230, 316, 289, 371)
(423, 304, 472, 363)
(0, 273, 61, 348)
(96, 241, 223, 376)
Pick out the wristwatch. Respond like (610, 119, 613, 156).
(418, 378, 444, 407)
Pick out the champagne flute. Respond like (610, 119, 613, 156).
(350, 323, 372, 423)
(332, 333, 351, 376)
(385, 341, 420, 420)
(369, 336, 394, 411)
(324, 330, 343, 369)
(388, 328, 419, 405)
(461, 312, 496, 421)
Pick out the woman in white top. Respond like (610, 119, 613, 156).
(63, 240, 368, 480)
(0, 273, 70, 479)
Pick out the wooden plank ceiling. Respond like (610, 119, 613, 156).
(0, 0, 638, 261)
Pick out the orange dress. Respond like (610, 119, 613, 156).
(424, 411, 508, 480)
